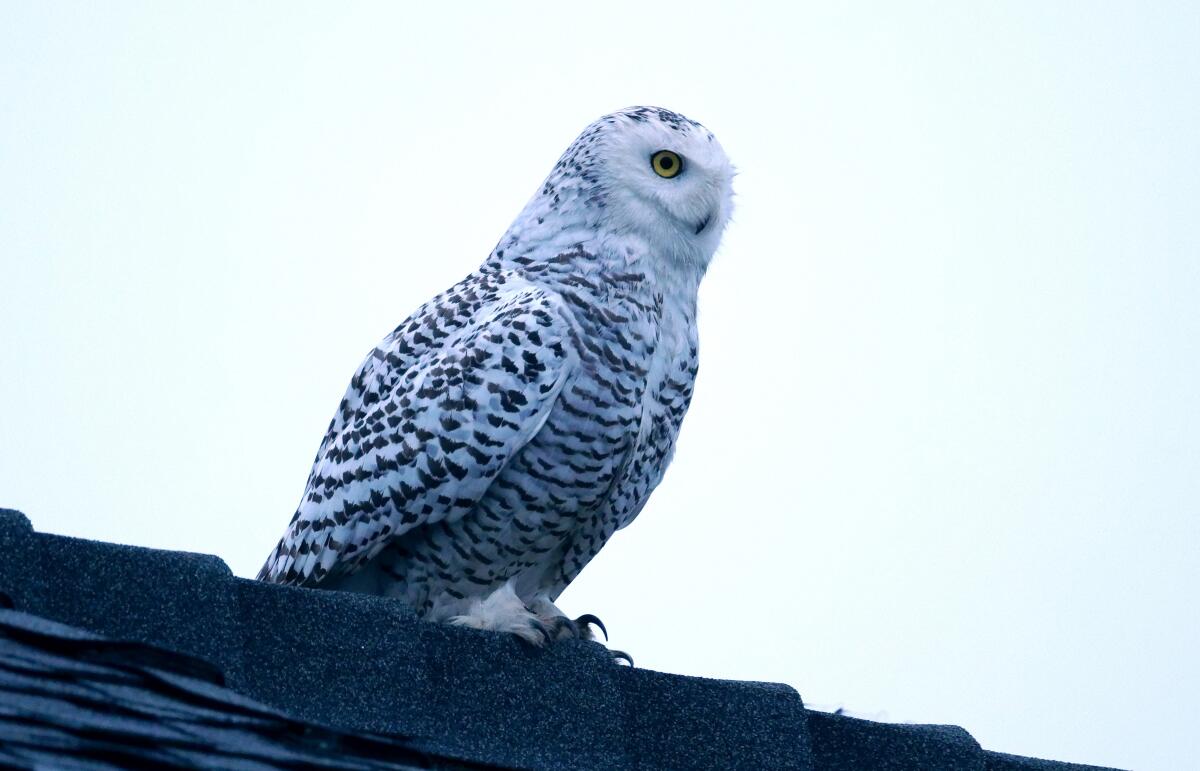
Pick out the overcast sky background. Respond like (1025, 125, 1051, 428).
(2, 3, 1197, 769)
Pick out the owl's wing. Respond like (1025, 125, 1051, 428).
(257, 284, 575, 586)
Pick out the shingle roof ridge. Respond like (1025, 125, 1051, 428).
(0, 508, 1125, 771)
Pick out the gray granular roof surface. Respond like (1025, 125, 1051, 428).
(0, 608, 487, 770)
(0, 508, 1124, 770)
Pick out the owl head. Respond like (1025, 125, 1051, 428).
(531, 107, 735, 271)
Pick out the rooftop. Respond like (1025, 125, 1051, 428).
(0, 508, 1122, 770)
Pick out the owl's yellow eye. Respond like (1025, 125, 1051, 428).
(650, 150, 683, 179)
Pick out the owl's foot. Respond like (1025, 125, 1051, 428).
(449, 587, 628, 655)
(551, 614, 633, 665)
(448, 582, 552, 646)
(540, 612, 607, 642)
(528, 599, 608, 642)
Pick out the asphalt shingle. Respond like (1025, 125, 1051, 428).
(0, 509, 1124, 770)
(0, 606, 483, 770)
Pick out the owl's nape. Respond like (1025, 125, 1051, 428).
(256, 107, 733, 655)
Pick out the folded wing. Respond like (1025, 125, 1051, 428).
(257, 282, 575, 586)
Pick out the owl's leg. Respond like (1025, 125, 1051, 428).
(448, 581, 551, 646)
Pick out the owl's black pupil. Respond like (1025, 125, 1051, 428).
(659, 155, 674, 170)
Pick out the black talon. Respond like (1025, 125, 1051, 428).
(610, 649, 634, 667)
(574, 613, 608, 641)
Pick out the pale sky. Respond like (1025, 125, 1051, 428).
(2, 3, 1197, 769)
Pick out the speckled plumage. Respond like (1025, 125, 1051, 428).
(258, 107, 734, 643)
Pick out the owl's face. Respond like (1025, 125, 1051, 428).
(597, 108, 735, 268)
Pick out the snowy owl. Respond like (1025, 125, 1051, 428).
(258, 107, 735, 646)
